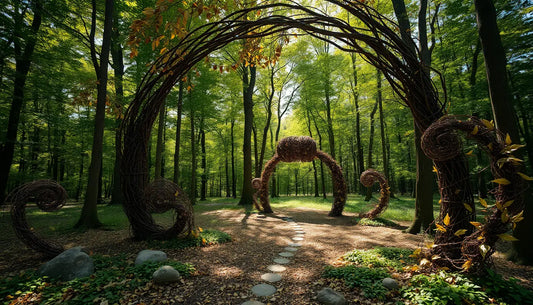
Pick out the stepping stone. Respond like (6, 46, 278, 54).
(251, 284, 277, 297)
(261, 273, 282, 282)
(278, 252, 294, 258)
(292, 237, 304, 241)
(267, 264, 287, 272)
(288, 243, 302, 247)
(294, 230, 305, 234)
(284, 247, 298, 252)
(256, 214, 266, 218)
(242, 301, 265, 305)
(273, 258, 290, 264)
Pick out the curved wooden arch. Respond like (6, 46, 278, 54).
(120, 1, 448, 240)
(253, 136, 346, 216)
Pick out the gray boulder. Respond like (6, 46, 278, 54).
(382, 277, 400, 290)
(135, 250, 167, 265)
(39, 247, 94, 281)
(152, 265, 181, 284)
(317, 288, 347, 305)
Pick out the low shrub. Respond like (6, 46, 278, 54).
(322, 265, 390, 299)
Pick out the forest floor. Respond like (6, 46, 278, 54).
(1, 203, 533, 304)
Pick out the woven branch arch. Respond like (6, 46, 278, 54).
(120, 0, 451, 241)
(253, 136, 346, 216)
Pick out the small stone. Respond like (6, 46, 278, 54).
(251, 284, 277, 297)
(153, 265, 181, 284)
(135, 250, 167, 265)
(278, 252, 294, 258)
(288, 243, 302, 247)
(256, 214, 266, 219)
(382, 277, 400, 290)
(261, 273, 282, 282)
(273, 258, 290, 264)
(317, 288, 347, 305)
(292, 237, 304, 241)
(241, 301, 265, 305)
(38, 247, 94, 281)
(294, 231, 305, 234)
(267, 265, 287, 272)
(284, 247, 298, 252)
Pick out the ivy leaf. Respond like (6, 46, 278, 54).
(503, 200, 514, 208)
(466, 150, 474, 156)
(479, 244, 491, 258)
(517, 172, 533, 181)
(505, 133, 512, 145)
(501, 209, 509, 223)
(491, 178, 511, 185)
(443, 213, 450, 226)
(471, 125, 479, 135)
(498, 233, 518, 241)
(479, 198, 488, 208)
(462, 259, 473, 270)
(481, 119, 494, 130)
(454, 229, 467, 236)
(511, 210, 524, 223)
(470, 221, 482, 228)
(435, 223, 447, 232)
(463, 203, 473, 213)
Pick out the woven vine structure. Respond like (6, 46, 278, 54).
(253, 136, 346, 216)
(358, 169, 390, 219)
(8, 180, 67, 257)
(422, 116, 527, 271)
(119, 0, 467, 244)
(142, 178, 194, 238)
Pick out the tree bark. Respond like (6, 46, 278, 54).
(239, 65, 256, 206)
(189, 109, 197, 204)
(474, 0, 531, 264)
(365, 101, 378, 201)
(154, 101, 166, 178)
(230, 119, 236, 198)
(200, 120, 207, 201)
(350, 53, 365, 195)
(0, 0, 42, 203)
(76, 0, 114, 228)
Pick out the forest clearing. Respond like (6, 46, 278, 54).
(1, 0, 533, 304)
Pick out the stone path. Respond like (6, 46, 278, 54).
(242, 215, 305, 305)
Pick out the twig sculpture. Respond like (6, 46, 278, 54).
(358, 169, 390, 219)
(252, 136, 346, 216)
(8, 180, 66, 257)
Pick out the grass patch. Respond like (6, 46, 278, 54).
(323, 265, 389, 299)
(354, 217, 402, 228)
(147, 229, 231, 249)
(342, 247, 416, 270)
(0, 255, 194, 305)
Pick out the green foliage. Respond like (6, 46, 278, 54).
(322, 265, 389, 299)
(474, 269, 533, 305)
(342, 247, 416, 270)
(147, 229, 232, 249)
(402, 272, 490, 305)
(0, 255, 194, 305)
(355, 217, 401, 228)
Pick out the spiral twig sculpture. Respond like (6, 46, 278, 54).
(422, 116, 527, 271)
(358, 169, 390, 219)
(142, 178, 194, 238)
(8, 180, 67, 257)
(254, 136, 346, 216)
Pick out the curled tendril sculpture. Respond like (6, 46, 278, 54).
(253, 136, 347, 216)
(358, 169, 390, 219)
(142, 178, 194, 238)
(8, 180, 67, 257)
(422, 116, 527, 271)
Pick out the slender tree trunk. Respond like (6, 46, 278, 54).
(314, 118, 327, 199)
(189, 110, 197, 204)
(225, 154, 230, 197)
(365, 101, 378, 201)
(239, 65, 256, 206)
(200, 120, 207, 201)
(173, 81, 184, 184)
(230, 119, 236, 198)
(76, 0, 113, 228)
(0, 0, 42, 203)
(474, 0, 531, 264)
(252, 124, 259, 177)
(377, 70, 393, 197)
(350, 53, 365, 195)
(110, 7, 124, 205)
(154, 101, 166, 178)
(306, 110, 320, 197)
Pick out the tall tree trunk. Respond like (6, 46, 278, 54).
(306, 110, 320, 197)
(258, 66, 275, 178)
(225, 154, 230, 197)
(154, 101, 166, 178)
(313, 117, 327, 199)
(173, 81, 184, 184)
(76, 0, 113, 228)
(200, 120, 207, 201)
(350, 53, 365, 195)
(189, 110, 197, 204)
(239, 65, 256, 206)
(230, 119, 236, 198)
(252, 124, 259, 177)
(110, 6, 124, 205)
(0, 0, 42, 203)
(392, 0, 436, 234)
(365, 101, 378, 201)
(474, 0, 531, 265)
